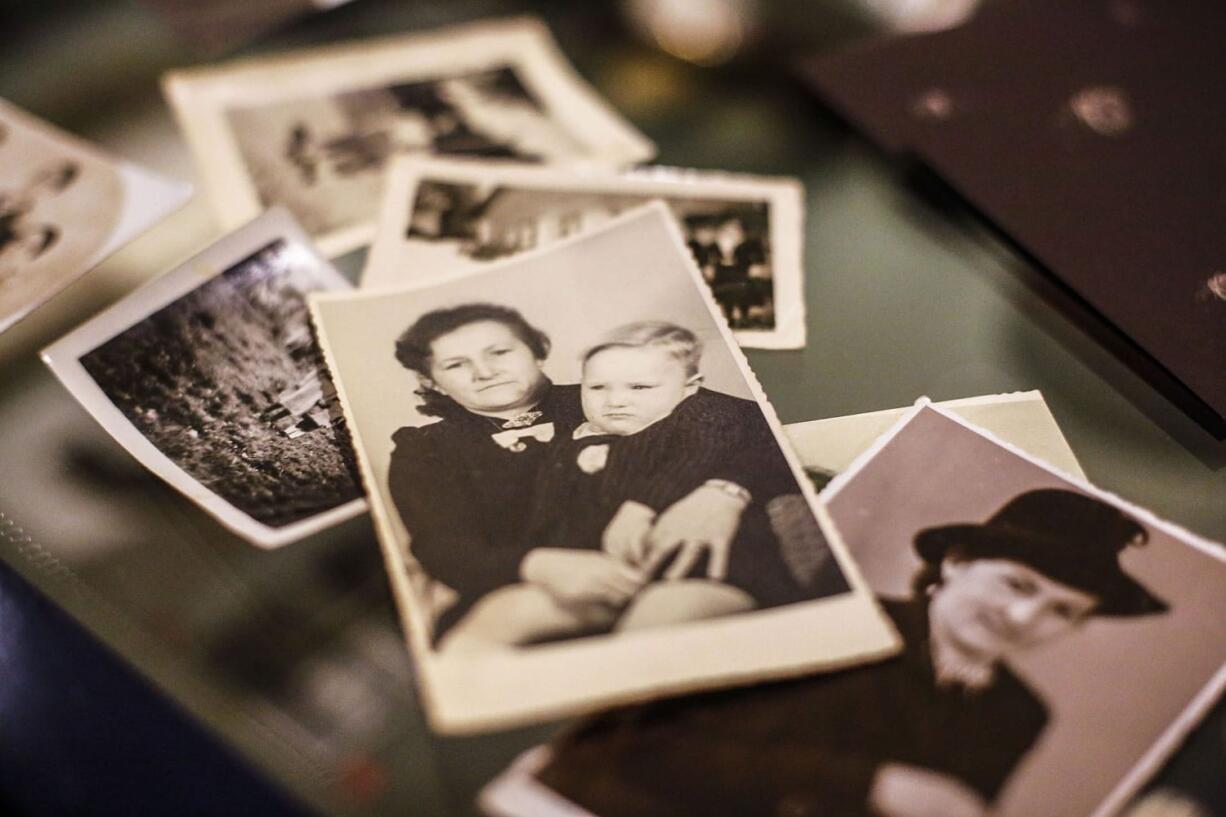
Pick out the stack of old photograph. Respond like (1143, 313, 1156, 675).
(20, 15, 1225, 817)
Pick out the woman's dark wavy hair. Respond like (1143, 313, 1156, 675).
(910, 542, 968, 599)
(394, 302, 551, 418)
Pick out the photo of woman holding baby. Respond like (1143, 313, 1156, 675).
(386, 302, 841, 653)
(312, 204, 900, 731)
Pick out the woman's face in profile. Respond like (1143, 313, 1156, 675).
(426, 319, 545, 414)
(929, 556, 1099, 663)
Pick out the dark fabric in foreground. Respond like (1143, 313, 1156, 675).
(538, 598, 1047, 817)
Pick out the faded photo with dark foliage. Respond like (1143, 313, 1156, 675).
(78, 239, 362, 529)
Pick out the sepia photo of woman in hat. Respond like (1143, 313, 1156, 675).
(534, 488, 1169, 817)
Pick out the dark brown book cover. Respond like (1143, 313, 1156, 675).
(801, 0, 1226, 436)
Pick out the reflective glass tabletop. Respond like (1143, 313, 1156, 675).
(1, 2, 1222, 815)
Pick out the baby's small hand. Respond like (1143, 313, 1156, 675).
(521, 549, 646, 608)
(602, 501, 657, 566)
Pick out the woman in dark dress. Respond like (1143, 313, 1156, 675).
(532, 489, 1168, 817)
(709, 215, 767, 327)
(386, 303, 775, 649)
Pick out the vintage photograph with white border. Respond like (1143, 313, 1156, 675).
(311, 202, 897, 733)
(42, 208, 367, 548)
(363, 158, 806, 349)
(784, 389, 1086, 489)
(481, 399, 1226, 817)
(163, 17, 655, 257)
(0, 98, 191, 335)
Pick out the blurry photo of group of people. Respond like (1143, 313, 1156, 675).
(401, 183, 776, 331)
(164, 18, 654, 255)
(0, 150, 78, 282)
(682, 206, 773, 330)
(0, 98, 188, 336)
(361, 159, 806, 348)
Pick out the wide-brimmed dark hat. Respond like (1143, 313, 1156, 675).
(914, 488, 1168, 617)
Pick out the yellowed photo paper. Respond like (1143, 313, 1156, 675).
(484, 400, 1226, 817)
(363, 158, 806, 349)
(0, 98, 190, 335)
(311, 202, 897, 733)
(42, 209, 366, 548)
(164, 17, 655, 256)
(785, 389, 1085, 489)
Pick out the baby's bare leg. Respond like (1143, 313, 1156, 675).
(615, 579, 755, 633)
(439, 583, 618, 655)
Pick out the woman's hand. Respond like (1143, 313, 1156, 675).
(643, 483, 748, 580)
(602, 501, 657, 566)
(520, 548, 647, 608)
(868, 763, 987, 817)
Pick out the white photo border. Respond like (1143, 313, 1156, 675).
(785, 389, 1086, 483)
(163, 17, 656, 258)
(311, 201, 898, 733)
(0, 98, 192, 335)
(41, 207, 368, 549)
(362, 157, 807, 349)
(821, 398, 1226, 817)
(478, 395, 1226, 817)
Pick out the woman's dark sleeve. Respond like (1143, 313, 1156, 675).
(640, 735, 879, 817)
(610, 391, 798, 511)
(691, 392, 799, 504)
(386, 428, 527, 599)
(612, 399, 750, 512)
(954, 678, 1049, 802)
(541, 712, 880, 817)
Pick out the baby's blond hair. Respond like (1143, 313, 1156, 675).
(581, 321, 703, 377)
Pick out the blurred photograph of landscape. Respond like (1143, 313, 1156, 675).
(80, 239, 362, 529)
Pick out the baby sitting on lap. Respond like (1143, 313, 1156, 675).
(440, 321, 802, 653)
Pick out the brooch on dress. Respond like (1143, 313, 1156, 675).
(576, 443, 610, 474)
(500, 410, 544, 429)
(490, 422, 555, 452)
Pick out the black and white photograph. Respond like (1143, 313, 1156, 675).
(41, 209, 367, 548)
(0, 98, 190, 335)
(482, 401, 1226, 817)
(163, 17, 655, 256)
(310, 202, 897, 733)
(363, 159, 806, 349)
